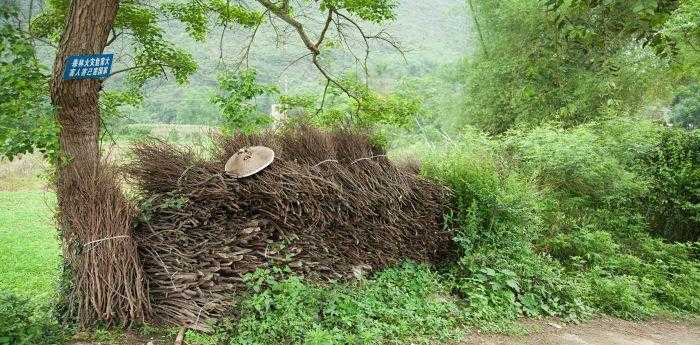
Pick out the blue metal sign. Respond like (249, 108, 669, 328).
(62, 53, 114, 80)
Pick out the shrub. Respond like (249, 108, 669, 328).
(640, 128, 700, 242)
(420, 134, 591, 322)
(589, 119, 700, 242)
(545, 229, 619, 268)
(219, 263, 466, 344)
(0, 291, 63, 345)
(584, 274, 658, 320)
(499, 125, 648, 211)
(637, 238, 700, 313)
(668, 84, 700, 129)
(418, 122, 700, 325)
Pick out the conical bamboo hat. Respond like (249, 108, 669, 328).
(225, 146, 275, 178)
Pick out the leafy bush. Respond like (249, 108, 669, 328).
(584, 275, 658, 320)
(668, 84, 700, 129)
(0, 291, 63, 345)
(418, 121, 700, 325)
(501, 126, 647, 209)
(546, 229, 619, 268)
(420, 130, 591, 323)
(217, 264, 466, 344)
(640, 128, 700, 242)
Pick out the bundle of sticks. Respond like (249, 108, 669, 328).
(126, 126, 455, 330)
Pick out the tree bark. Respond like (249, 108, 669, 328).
(51, 0, 116, 162)
(50, 0, 149, 327)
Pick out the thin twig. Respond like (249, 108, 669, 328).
(467, 0, 489, 57)
(174, 326, 186, 345)
(83, 235, 130, 248)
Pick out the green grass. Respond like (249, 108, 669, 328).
(0, 191, 60, 303)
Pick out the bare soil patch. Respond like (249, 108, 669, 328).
(461, 317, 700, 345)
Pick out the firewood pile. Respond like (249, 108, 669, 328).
(125, 126, 455, 330)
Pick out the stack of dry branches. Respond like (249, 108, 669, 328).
(126, 126, 454, 330)
(59, 166, 149, 327)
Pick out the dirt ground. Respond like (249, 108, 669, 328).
(462, 317, 700, 345)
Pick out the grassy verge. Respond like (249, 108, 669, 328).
(0, 191, 60, 303)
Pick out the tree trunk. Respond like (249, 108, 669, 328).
(51, 0, 116, 167)
(50, 0, 149, 327)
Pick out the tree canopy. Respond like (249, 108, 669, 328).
(0, 0, 407, 160)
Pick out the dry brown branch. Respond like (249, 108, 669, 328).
(174, 326, 186, 345)
(60, 165, 150, 327)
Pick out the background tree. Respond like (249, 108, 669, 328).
(456, 0, 696, 134)
(0, 4, 56, 161)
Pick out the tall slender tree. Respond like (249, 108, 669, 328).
(50, 0, 148, 326)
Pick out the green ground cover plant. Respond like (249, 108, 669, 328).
(0, 291, 64, 345)
(0, 191, 59, 302)
(214, 264, 467, 345)
(0, 191, 63, 344)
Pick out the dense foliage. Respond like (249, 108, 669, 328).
(640, 127, 700, 242)
(420, 118, 699, 322)
(214, 264, 465, 344)
(213, 69, 278, 133)
(669, 84, 700, 128)
(0, 291, 63, 345)
(390, 0, 700, 327)
(0, 4, 57, 161)
(459, 0, 674, 134)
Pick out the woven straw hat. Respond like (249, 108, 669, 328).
(225, 146, 275, 178)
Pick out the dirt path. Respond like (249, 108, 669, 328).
(462, 317, 700, 345)
(69, 317, 700, 344)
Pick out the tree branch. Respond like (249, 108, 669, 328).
(280, 51, 313, 74)
(18, 28, 58, 49)
(107, 63, 170, 79)
(106, 28, 122, 46)
(467, 0, 489, 57)
(316, 9, 333, 48)
(234, 12, 266, 69)
(316, 79, 330, 114)
(255, 0, 319, 54)
(334, 11, 370, 83)
(254, 1, 360, 104)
